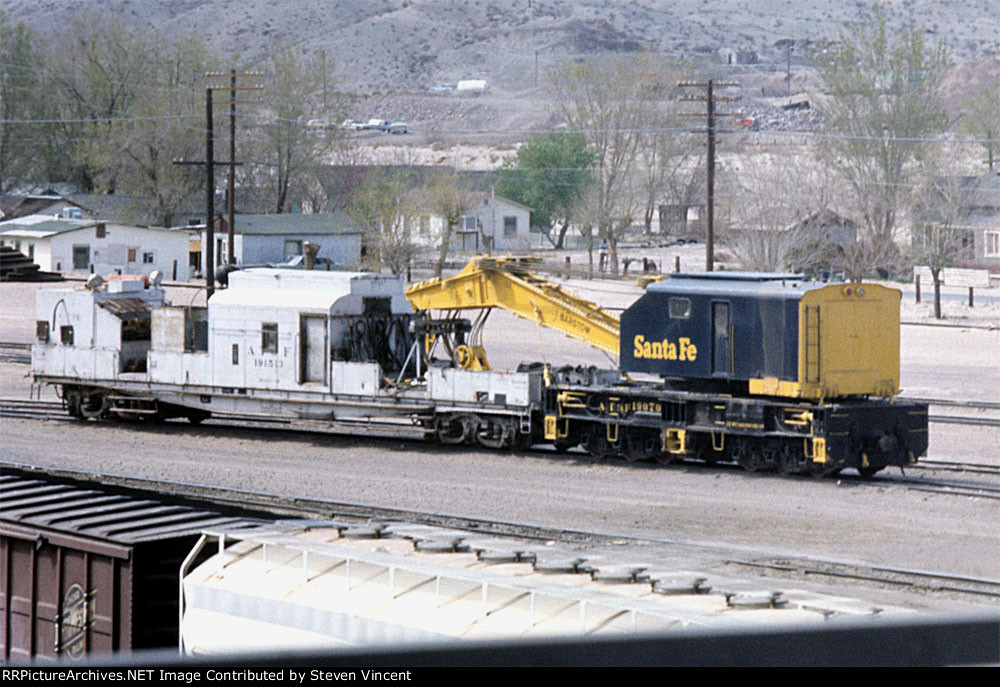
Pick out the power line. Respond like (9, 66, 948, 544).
(2, 107, 998, 146)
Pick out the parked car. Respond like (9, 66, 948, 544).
(362, 119, 390, 131)
(276, 255, 340, 270)
(340, 119, 365, 130)
(388, 121, 408, 134)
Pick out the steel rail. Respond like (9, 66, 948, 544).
(915, 459, 1000, 476)
(3, 398, 998, 486)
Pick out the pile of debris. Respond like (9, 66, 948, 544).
(0, 246, 62, 282)
(735, 96, 823, 132)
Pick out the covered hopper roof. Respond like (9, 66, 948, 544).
(0, 469, 271, 549)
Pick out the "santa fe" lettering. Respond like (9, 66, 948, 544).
(632, 335, 697, 361)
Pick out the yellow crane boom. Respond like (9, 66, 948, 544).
(405, 257, 620, 368)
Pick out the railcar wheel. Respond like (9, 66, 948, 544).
(654, 452, 677, 465)
(806, 462, 836, 478)
(777, 448, 804, 475)
(78, 392, 109, 420)
(857, 466, 883, 479)
(435, 415, 471, 444)
(623, 432, 657, 462)
(64, 389, 84, 419)
(476, 416, 517, 449)
(584, 431, 613, 460)
(735, 440, 769, 472)
(187, 414, 206, 425)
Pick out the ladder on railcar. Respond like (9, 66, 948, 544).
(804, 305, 821, 384)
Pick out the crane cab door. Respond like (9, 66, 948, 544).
(300, 315, 328, 384)
(712, 301, 731, 376)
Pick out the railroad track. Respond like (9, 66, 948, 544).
(899, 395, 1000, 428)
(3, 396, 998, 500)
(0, 397, 425, 438)
(899, 396, 1000, 410)
(4, 459, 1000, 603)
(873, 474, 1000, 500)
(0, 397, 69, 421)
(913, 458, 1000, 477)
(0, 341, 30, 364)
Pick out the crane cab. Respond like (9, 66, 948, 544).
(620, 273, 900, 400)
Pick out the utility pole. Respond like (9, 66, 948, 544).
(206, 71, 262, 267)
(786, 45, 792, 96)
(677, 79, 739, 271)
(229, 71, 236, 264)
(206, 87, 214, 296)
(176, 72, 261, 297)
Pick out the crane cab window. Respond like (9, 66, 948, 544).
(261, 323, 278, 353)
(669, 297, 691, 319)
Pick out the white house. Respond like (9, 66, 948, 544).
(410, 193, 532, 254)
(0, 215, 195, 280)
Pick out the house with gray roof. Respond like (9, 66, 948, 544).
(201, 212, 363, 274)
(954, 172, 1000, 270)
(916, 172, 1000, 271)
(403, 191, 532, 254)
(0, 191, 208, 227)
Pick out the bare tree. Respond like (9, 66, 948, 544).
(549, 55, 665, 274)
(426, 169, 477, 278)
(636, 137, 697, 237)
(0, 13, 45, 193)
(632, 60, 697, 237)
(43, 13, 154, 193)
(910, 162, 977, 318)
(658, 163, 703, 240)
(721, 154, 841, 272)
(347, 167, 418, 276)
(313, 142, 373, 214)
(960, 87, 1000, 173)
(242, 47, 347, 213)
(812, 6, 950, 281)
(114, 37, 217, 226)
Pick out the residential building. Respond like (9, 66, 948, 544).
(0, 191, 206, 227)
(0, 215, 195, 280)
(201, 212, 363, 273)
(953, 172, 1000, 271)
(409, 193, 532, 254)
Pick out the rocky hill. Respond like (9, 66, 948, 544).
(6, 0, 999, 93)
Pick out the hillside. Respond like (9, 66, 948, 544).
(6, 0, 999, 93)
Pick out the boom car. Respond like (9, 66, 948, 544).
(31, 263, 927, 477)
(33, 269, 542, 449)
